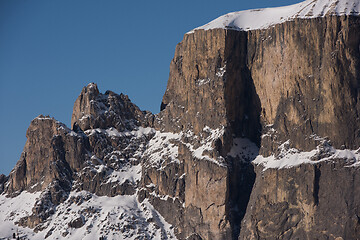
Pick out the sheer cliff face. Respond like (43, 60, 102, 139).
(153, 29, 261, 239)
(240, 162, 360, 240)
(160, 29, 228, 134)
(239, 16, 360, 239)
(5, 116, 89, 195)
(161, 15, 360, 154)
(249, 16, 360, 153)
(155, 15, 360, 239)
(159, 29, 261, 146)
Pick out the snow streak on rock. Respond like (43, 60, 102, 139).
(254, 140, 360, 170)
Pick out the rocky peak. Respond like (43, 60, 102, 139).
(5, 115, 90, 197)
(2, 88, 155, 233)
(71, 83, 153, 132)
(83, 82, 99, 95)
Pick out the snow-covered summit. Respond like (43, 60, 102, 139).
(188, 0, 360, 33)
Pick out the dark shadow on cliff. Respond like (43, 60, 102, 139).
(224, 29, 262, 240)
(227, 156, 257, 240)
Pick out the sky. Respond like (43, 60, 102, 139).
(0, 0, 301, 175)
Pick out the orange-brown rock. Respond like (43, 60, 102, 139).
(148, 15, 360, 240)
(5, 115, 89, 195)
(249, 16, 360, 154)
(158, 29, 261, 149)
(240, 161, 360, 240)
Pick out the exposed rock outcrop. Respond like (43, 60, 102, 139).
(5, 115, 90, 196)
(240, 160, 360, 240)
(0, 174, 7, 194)
(158, 29, 261, 148)
(70, 84, 155, 197)
(3, 116, 90, 229)
(145, 28, 261, 239)
(249, 16, 360, 154)
(3, 85, 156, 231)
(71, 83, 153, 132)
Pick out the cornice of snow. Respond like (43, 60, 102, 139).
(187, 0, 360, 33)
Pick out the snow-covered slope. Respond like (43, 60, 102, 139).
(0, 191, 176, 240)
(188, 0, 360, 33)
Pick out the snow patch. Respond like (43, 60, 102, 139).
(216, 66, 226, 77)
(106, 164, 142, 184)
(85, 127, 155, 138)
(253, 141, 360, 170)
(228, 138, 259, 161)
(0, 191, 177, 240)
(196, 78, 211, 86)
(143, 131, 181, 168)
(144, 127, 227, 167)
(0, 192, 41, 239)
(185, 126, 226, 166)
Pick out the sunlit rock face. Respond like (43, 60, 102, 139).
(248, 16, 360, 155)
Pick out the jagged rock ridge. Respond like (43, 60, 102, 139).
(1, 0, 360, 239)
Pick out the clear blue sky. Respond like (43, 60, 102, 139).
(0, 0, 301, 175)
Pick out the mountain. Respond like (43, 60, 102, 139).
(1, 0, 360, 239)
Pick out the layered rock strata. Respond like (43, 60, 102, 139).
(149, 28, 262, 239)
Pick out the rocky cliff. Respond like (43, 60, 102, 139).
(1, 0, 360, 239)
(154, 11, 360, 240)
(241, 159, 360, 240)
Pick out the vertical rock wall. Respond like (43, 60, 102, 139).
(5, 116, 89, 195)
(248, 16, 360, 153)
(153, 28, 261, 239)
(159, 29, 228, 135)
(240, 162, 360, 240)
(239, 15, 360, 239)
(154, 15, 360, 239)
